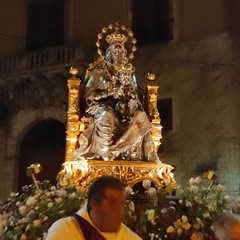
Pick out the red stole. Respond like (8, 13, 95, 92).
(74, 213, 106, 240)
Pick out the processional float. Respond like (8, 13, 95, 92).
(57, 23, 176, 189)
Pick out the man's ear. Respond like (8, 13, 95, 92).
(89, 199, 98, 210)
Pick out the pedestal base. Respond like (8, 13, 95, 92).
(57, 160, 176, 190)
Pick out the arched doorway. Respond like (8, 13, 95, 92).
(18, 118, 66, 191)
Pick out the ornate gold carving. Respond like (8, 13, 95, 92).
(65, 68, 81, 162)
(61, 32, 175, 191)
(106, 33, 128, 44)
(146, 72, 162, 152)
(57, 160, 176, 190)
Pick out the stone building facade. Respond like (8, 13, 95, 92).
(1, 0, 240, 201)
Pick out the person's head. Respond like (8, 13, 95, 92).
(213, 213, 240, 240)
(87, 176, 125, 232)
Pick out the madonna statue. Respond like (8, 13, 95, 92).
(73, 24, 160, 162)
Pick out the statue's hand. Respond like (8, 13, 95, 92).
(128, 98, 138, 114)
(86, 104, 100, 115)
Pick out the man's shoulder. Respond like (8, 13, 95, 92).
(46, 216, 81, 240)
(120, 223, 142, 240)
(52, 216, 75, 226)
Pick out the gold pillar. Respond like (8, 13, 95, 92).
(146, 72, 162, 152)
(65, 68, 81, 162)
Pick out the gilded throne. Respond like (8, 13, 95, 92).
(58, 24, 175, 189)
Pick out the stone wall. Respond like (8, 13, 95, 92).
(0, 73, 68, 201)
(134, 33, 240, 198)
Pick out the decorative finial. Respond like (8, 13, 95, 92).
(70, 67, 78, 77)
(27, 163, 42, 191)
(147, 72, 156, 81)
(206, 170, 216, 180)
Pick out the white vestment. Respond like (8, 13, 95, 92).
(46, 206, 142, 240)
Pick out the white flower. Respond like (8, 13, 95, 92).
(26, 223, 31, 230)
(19, 205, 28, 216)
(142, 179, 151, 190)
(203, 212, 210, 218)
(149, 233, 155, 240)
(147, 187, 157, 196)
(68, 192, 76, 199)
(128, 201, 135, 212)
(47, 202, 53, 208)
(189, 185, 199, 193)
(207, 204, 216, 212)
(146, 209, 155, 222)
(46, 191, 55, 197)
(55, 197, 63, 203)
(161, 208, 167, 214)
(42, 232, 47, 239)
(169, 206, 176, 211)
(10, 192, 19, 197)
(56, 189, 67, 198)
(125, 186, 133, 195)
(189, 177, 201, 185)
(216, 184, 224, 192)
(189, 177, 195, 185)
(195, 217, 204, 229)
(59, 210, 65, 214)
(185, 200, 192, 207)
(26, 196, 36, 206)
(224, 195, 232, 203)
(194, 196, 200, 203)
(195, 176, 202, 185)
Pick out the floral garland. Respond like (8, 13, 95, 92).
(0, 182, 86, 240)
(0, 176, 234, 240)
(125, 176, 233, 240)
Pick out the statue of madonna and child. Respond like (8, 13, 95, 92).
(72, 24, 160, 163)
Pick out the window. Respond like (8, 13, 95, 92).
(132, 0, 173, 44)
(158, 98, 173, 131)
(26, 0, 65, 50)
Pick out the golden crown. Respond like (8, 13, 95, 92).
(106, 33, 128, 44)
